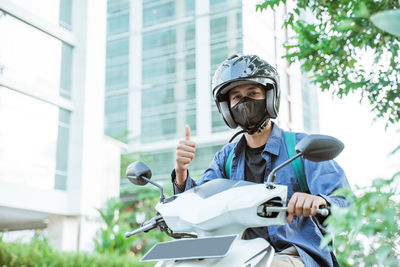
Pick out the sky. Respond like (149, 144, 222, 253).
(318, 90, 399, 189)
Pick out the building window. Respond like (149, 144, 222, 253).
(105, 0, 130, 138)
(107, 0, 130, 36)
(142, 0, 195, 28)
(210, 3, 243, 133)
(60, 43, 73, 99)
(105, 92, 129, 139)
(55, 108, 71, 190)
(0, 13, 68, 98)
(143, 1, 176, 28)
(141, 22, 196, 143)
(59, 0, 72, 30)
(106, 38, 129, 92)
(0, 87, 60, 190)
(107, 12, 129, 36)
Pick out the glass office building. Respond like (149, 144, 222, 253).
(105, 0, 130, 138)
(105, 0, 320, 182)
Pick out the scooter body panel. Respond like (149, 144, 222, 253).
(156, 179, 287, 237)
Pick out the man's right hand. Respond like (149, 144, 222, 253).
(175, 125, 196, 188)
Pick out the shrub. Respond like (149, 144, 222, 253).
(323, 173, 400, 267)
(0, 237, 153, 267)
(94, 198, 132, 255)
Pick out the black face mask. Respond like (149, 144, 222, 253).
(231, 97, 267, 133)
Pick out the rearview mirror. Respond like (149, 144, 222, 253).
(266, 134, 344, 187)
(126, 161, 152, 186)
(295, 134, 344, 162)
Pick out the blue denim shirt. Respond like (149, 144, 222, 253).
(172, 123, 350, 267)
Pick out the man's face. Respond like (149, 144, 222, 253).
(228, 84, 266, 108)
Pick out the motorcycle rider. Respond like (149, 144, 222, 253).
(172, 54, 350, 267)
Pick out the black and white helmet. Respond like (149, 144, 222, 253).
(212, 54, 280, 129)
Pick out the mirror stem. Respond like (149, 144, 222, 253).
(141, 176, 165, 203)
(265, 152, 303, 189)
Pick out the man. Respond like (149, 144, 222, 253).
(171, 54, 350, 267)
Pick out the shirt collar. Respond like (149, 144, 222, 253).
(234, 122, 282, 156)
(263, 122, 282, 156)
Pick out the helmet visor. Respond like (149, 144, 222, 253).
(217, 77, 276, 97)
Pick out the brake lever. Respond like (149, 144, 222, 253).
(141, 214, 162, 227)
(157, 219, 197, 239)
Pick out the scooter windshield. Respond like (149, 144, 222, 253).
(191, 178, 255, 199)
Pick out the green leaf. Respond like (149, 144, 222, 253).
(370, 9, 400, 37)
(390, 144, 400, 155)
(332, 187, 353, 198)
(354, 2, 370, 18)
(372, 178, 387, 189)
(336, 19, 356, 32)
(376, 244, 392, 264)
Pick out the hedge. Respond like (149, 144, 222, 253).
(0, 241, 154, 267)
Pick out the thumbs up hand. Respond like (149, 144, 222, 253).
(175, 125, 196, 188)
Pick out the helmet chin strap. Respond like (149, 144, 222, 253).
(229, 119, 269, 143)
(247, 120, 268, 135)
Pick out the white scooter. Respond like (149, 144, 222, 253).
(124, 134, 343, 267)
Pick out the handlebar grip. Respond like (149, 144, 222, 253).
(317, 207, 329, 217)
(265, 206, 330, 216)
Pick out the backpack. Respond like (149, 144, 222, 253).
(224, 131, 310, 193)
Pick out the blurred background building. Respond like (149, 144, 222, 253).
(105, 0, 320, 183)
(0, 0, 121, 251)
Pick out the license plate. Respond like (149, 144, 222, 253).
(141, 235, 237, 262)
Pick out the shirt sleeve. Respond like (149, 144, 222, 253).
(171, 169, 198, 194)
(295, 132, 352, 208)
(303, 158, 351, 228)
(304, 158, 351, 207)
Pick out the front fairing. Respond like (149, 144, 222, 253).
(156, 179, 287, 237)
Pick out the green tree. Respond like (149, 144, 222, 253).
(117, 137, 173, 257)
(94, 198, 132, 255)
(257, 0, 400, 125)
(257, 1, 400, 265)
(122, 195, 172, 255)
(322, 173, 400, 266)
(94, 193, 171, 257)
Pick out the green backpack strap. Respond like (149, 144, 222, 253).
(225, 148, 235, 179)
(225, 132, 309, 193)
(284, 131, 310, 193)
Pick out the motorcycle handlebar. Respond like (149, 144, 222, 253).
(124, 214, 163, 238)
(124, 222, 157, 238)
(265, 206, 330, 217)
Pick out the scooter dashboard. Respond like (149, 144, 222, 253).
(190, 178, 255, 199)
